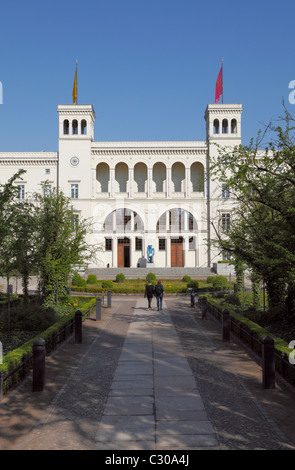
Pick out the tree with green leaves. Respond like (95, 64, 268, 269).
(0, 170, 27, 329)
(33, 186, 95, 305)
(209, 109, 295, 316)
(9, 199, 38, 303)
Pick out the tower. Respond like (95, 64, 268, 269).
(204, 103, 243, 265)
(57, 104, 95, 218)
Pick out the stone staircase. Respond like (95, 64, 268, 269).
(85, 266, 215, 279)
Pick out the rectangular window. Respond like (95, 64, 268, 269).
(44, 184, 52, 197)
(159, 238, 166, 251)
(17, 185, 25, 200)
(221, 213, 231, 231)
(72, 214, 79, 230)
(105, 238, 112, 251)
(45, 168, 50, 174)
(189, 236, 195, 250)
(71, 184, 79, 199)
(222, 250, 231, 260)
(135, 237, 142, 251)
(222, 184, 230, 198)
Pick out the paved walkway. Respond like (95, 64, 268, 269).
(1, 295, 295, 450)
(94, 302, 217, 450)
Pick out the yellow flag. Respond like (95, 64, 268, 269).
(72, 60, 77, 104)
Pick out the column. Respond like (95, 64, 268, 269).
(166, 237, 171, 267)
(129, 168, 133, 198)
(112, 236, 117, 267)
(195, 236, 199, 267)
(148, 168, 152, 198)
(167, 168, 171, 198)
(110, 168, 115, 198)
(130, 237, 134, 267)
(183, 236, 189, 267)
(186, 167, 190, 198)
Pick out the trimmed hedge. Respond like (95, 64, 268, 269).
(115, 273, 125, 283)
(206, 295, 295, 384)
(71, 273, 86, 287)
(0, 298, 96, 397)
(70, 284, 228, 295)
(87, 274, 98, 284)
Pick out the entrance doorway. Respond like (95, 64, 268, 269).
(171, 237, 183, 267)
(118, 238, 130, 267)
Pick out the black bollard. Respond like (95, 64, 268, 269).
(96, 297, 101, 321)
(32, 338, 46, 392)
(75, 310, 83, 344)
(202, 297, 207, 320)
(190, 290, 195, 307)
(262, 335, 275, 389)
(107, 289, 112, 308)
(222, 309, 230, 342)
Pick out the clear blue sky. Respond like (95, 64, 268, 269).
(0, 0, 294, 151)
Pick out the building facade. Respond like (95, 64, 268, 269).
(0, 102, 242, 270)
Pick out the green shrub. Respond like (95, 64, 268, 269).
(0, 297, 97, 396)
(146, 273, 156, 281)
(224, 293, 241, 306)
(115, 273, 125, 283)
(187, 281, 199, 289)
(87, 274, 98, 285)
(212, 275, 228, 288)
(102, 280, 114, 289)
(182, 275, 191, 283)
(3, 303, 56, 331)
(71, 273, 86, 287)
(206, 276, 215, 285)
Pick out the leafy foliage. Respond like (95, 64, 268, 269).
(87, 274, 98, 284)
(115, 273, 126, 283)
(209, 109, 295, 316)
(0, 174, 95, 307)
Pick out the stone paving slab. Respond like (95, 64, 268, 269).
(94, 298, 218, 450)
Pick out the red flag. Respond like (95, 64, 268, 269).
(215, 64, 223, 104)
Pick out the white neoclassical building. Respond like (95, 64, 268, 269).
(0, 102, 242, 270)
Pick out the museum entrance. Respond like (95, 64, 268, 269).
(118, 238, 130, 267)
(171, 237, 183, 267)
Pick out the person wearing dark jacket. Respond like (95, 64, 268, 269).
(144, 281, 155, 309)
(154, 280, 164, 311)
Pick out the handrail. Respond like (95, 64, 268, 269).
(205, 300, 295, 386)
(0, 316, 75, 401)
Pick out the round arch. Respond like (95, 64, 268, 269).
(190, 162, 204, 192)
(156, 208, 198, 233)
(96, 162, 110, 193)
(171, 162, 185, 192)
(103, 208, 144, 233)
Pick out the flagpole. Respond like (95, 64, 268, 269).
(222, 58, 223, 104)
(76, 59, 78, 105)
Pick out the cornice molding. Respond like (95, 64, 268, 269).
(57, 104, 96, 121)
(92, 148, 207, 156)
(0, 152, 58, 166)
(0, 159, 58, 166)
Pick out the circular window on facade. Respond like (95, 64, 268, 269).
(70, 156, 79, 166)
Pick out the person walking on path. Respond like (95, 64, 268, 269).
(144, 280, 155, 309)
(155, 280, 164, 311)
